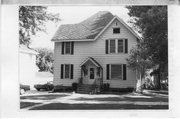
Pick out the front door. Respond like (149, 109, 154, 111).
(88, 67, 96, 84)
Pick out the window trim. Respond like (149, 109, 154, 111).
(113, 27, 120, 34)
(64, 64, 71, 79)
(108, 39, 125, 54)
(110, 64, 123, 80)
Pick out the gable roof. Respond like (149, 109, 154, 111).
(52, 11, 141, 42)
(94, 15, 141, 40)
(80, 57, 102, 68)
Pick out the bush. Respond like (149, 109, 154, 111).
(126, 87, 134, 92)
(53, 85, 72, 92)
(103, 83, 110, 91)
(72, 83, 78, 91)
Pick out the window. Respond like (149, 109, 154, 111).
(113, 28, 120, 34)
(90, 68, 95, 79)
(65, 64, 70, 78)
(65, 42, 71, 54)
(118, 40, 123, 53)
(106, 64, 126, 80)
(62, 42, 74, 55)
(108, 39, 125, 54)
(110, 40, 116, 53)
(61, 64, 74, 79)
(111, 65, 122, 80)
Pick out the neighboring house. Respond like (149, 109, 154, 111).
(19, 45, 39, 90)
(51, 11, 141, 92)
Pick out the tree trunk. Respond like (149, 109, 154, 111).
(156, 66, 161, 90)
(136, 70, 143, 93)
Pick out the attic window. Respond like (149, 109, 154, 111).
(113, 28, 120, 34)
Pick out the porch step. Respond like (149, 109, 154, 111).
(76, 84, 98, 94)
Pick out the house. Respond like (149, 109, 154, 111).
(19, 45, 39, 90)
(51, 11, 141, 92)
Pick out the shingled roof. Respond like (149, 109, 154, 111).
(52, 11, 114, 41)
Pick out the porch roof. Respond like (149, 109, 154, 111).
(80, 57, 102, 68)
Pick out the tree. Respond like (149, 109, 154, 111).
(127, 44, 152, 93)
(19, 6, 60, 46)
(36, 48, 54, 73)
(126, 6, 168, 90)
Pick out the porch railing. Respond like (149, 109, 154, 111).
(78, 77, 83, 85)
(93, 78, 103, 92)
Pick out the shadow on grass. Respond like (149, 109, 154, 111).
(20, 102, 42, 109)
(73, 96, 168, 103)
(29, 103, 168, 110)
(146, 90, 168, 95)
(20, 94, 67, 100)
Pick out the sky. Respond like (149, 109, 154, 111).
(30, 6, 131, 50)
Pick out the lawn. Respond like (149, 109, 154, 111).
(20, 94, 67, 100)
(20, 94, 69, 109)
(29, 103, 168, 110)
(73, 96, 168, 102)
(27, 92, 168, 110)
(20, 90, 168, 110)
(20, 102, 42, 109)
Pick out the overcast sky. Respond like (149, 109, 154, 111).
(30, 6, 130, 50)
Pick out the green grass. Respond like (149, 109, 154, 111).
(29, 103, 168, 110)
(20, 102, 42, 109)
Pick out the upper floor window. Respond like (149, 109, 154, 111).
(62, 42, 74, 55)
(110, 40, 116, 53)
(106, 39, 128, 54)
(65, 42, 71, 54)
(113, 28, 120, 34)
(118, 40, 123, 53)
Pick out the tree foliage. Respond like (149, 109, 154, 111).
(126, 6, 168, 67)
(19, 6, 60, 45)
(36, 48, 54, 73)
(126, 6, 168, 90)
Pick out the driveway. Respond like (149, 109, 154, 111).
(20, 90, 168, 110)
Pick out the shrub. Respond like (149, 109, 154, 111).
(72, 83, 78, 91)
(126, 87, 134, 92)
(103, 83, 110, 91)
(53, 85, 72, 92)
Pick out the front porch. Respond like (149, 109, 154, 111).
(77, 57, 103, 94)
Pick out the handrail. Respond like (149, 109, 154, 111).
(93, 78, 102, 91)
(78, 77, 83, 85)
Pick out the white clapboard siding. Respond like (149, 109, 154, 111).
(53, 19, 137, 88)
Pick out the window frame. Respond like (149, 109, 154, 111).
(108, 39, 125, 54)
(110, 64, 123, 80)
(109, 39, 116, 53)
(64, 64, 71, 79)
(117, 39, 124, 53)
(64, 42, 72, 55)
(89, 68, 95, 79)
(113, 27, 120, 34)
